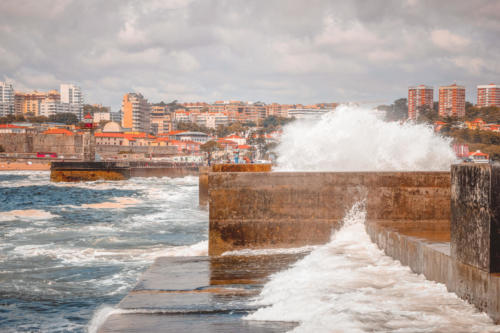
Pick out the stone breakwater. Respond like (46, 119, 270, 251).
(206, 164, 500, 324)
(50, 161, 200, 182)
(208, 171, 450, 255)
(100, 164, 500, 331)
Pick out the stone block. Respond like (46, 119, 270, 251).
(451, 163, 500, 272)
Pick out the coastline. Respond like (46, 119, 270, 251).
(0, 161, 51, 171)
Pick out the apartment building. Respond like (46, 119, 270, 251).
(408, 85, 433, 120)
(0, 82, 14, 117)
(477, 84, 500, 108)
(60, 84, 83, 120)
(121, 93, 151, 133)
(439, 84, 466, 118)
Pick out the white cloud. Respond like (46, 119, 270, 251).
(431, 29, 470, 52)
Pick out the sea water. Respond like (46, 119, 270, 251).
(0, 172, 208, 332)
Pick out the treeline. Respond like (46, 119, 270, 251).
(176, 116, 293, 137)
(447, 128, 500, 160)
(0, 113, 79, 125)
(378, 98, 500, 125)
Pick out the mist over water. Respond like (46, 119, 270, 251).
(276, 105, 457, 171)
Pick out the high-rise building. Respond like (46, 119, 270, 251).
(121, 93, 151, 133)
(439, 84, 465, 118)
(0, 82, 15, 117)
(477, 84, 500, 108)
(60, 84, 83, 120)
(408, 85, 433, 120)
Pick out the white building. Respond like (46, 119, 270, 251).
(0, 82, 14, 117)
(39, 99, 63, 117)
(93, 112, 111, 123)
(60, 84, 83, 120)
(287, 108, 332, 119)
(206, 112, 228, 128)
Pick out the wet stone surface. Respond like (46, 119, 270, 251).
(99, 254, 307, 333)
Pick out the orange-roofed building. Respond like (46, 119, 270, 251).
(468, 150, 489, 163)
(167, 139, 201, 153)
(223, 134, 246, 146)
(43, 128, 74, 136)
(465, 118, 486, 130)
(0, 124, 27, 133)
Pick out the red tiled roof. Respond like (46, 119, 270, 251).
(0, 124, 26, 129)
(43, 128, 74, 136)
(84, 113, 93, 119)
(237, 144, 251, 149)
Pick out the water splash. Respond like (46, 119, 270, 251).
(245, 203, 499, 332)
(276, 105, 456, 171)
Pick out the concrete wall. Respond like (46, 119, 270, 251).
(366, 220, 500, 324)
(50, 161, 130, 182)
(209, 171, 450, 255)
(0, 133, 84, 154)
(130, 167, 198, 178)
(451, 163, 500, 272)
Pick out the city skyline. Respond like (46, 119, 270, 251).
(1, 0, 499, 112)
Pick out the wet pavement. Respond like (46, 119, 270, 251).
(98, 254, 307, 333)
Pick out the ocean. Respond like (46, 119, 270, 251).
(1, 169, 500, 332)
(0, 171, 207, 332)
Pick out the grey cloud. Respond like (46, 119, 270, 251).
(0, 0, 498, 111)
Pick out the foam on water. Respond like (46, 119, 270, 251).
(222, 245, 317, 257)
(0, 172, 208, 332)
(0, 209, 58, 222)
(246, 203, 500, 332)
(276, 105, 457, 171)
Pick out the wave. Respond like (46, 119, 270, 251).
(10, 240, 208, 265)
(79, 197, 142, 209)
(0, 209, 58, 222)
(245, 202, 499, 332)
(275, 105, 457, 171)
(222, 245, 317, 256)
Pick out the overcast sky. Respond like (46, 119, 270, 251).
(1, 0, 499, 111)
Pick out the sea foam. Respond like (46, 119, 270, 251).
(245, 203, 499, 332)
(276, 104, 457, 171)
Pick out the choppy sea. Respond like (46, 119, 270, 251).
(0, 171, 207, 332)
(2, 171, 500, 333)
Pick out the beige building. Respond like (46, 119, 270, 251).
(121, 93, 151, 133)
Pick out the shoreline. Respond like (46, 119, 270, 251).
(0, 162, 51, 171)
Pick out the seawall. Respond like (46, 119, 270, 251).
(51, 161, 201, 182)
(209, 171, 450, 255)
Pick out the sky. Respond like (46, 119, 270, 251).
(1, 0, 499, 112)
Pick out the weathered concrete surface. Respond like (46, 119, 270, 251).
(366, 219, 500, 324)
(98, 255, 305, 333)
(199, 166, 210, 206)
(0, 133, 86, 155)
(130, 166, 198, 178)
(211, 164, 272, 173)
(199, 164, 272, 207)
(209, 171, 450, 255)
(50, 161, 130, 182)
(451, 163, 500, 272)
(51, 161, 200, 182)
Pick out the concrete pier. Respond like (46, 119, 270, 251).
(51, 161, 200, 182)
(199, 164, 272, 206)
(208, 171, 450, 255)
(98, 254, 305, 333)
(102, 164, 500, 329)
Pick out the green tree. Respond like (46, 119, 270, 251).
(48, 113, 79, 125)
(200, 140, 220, 153)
